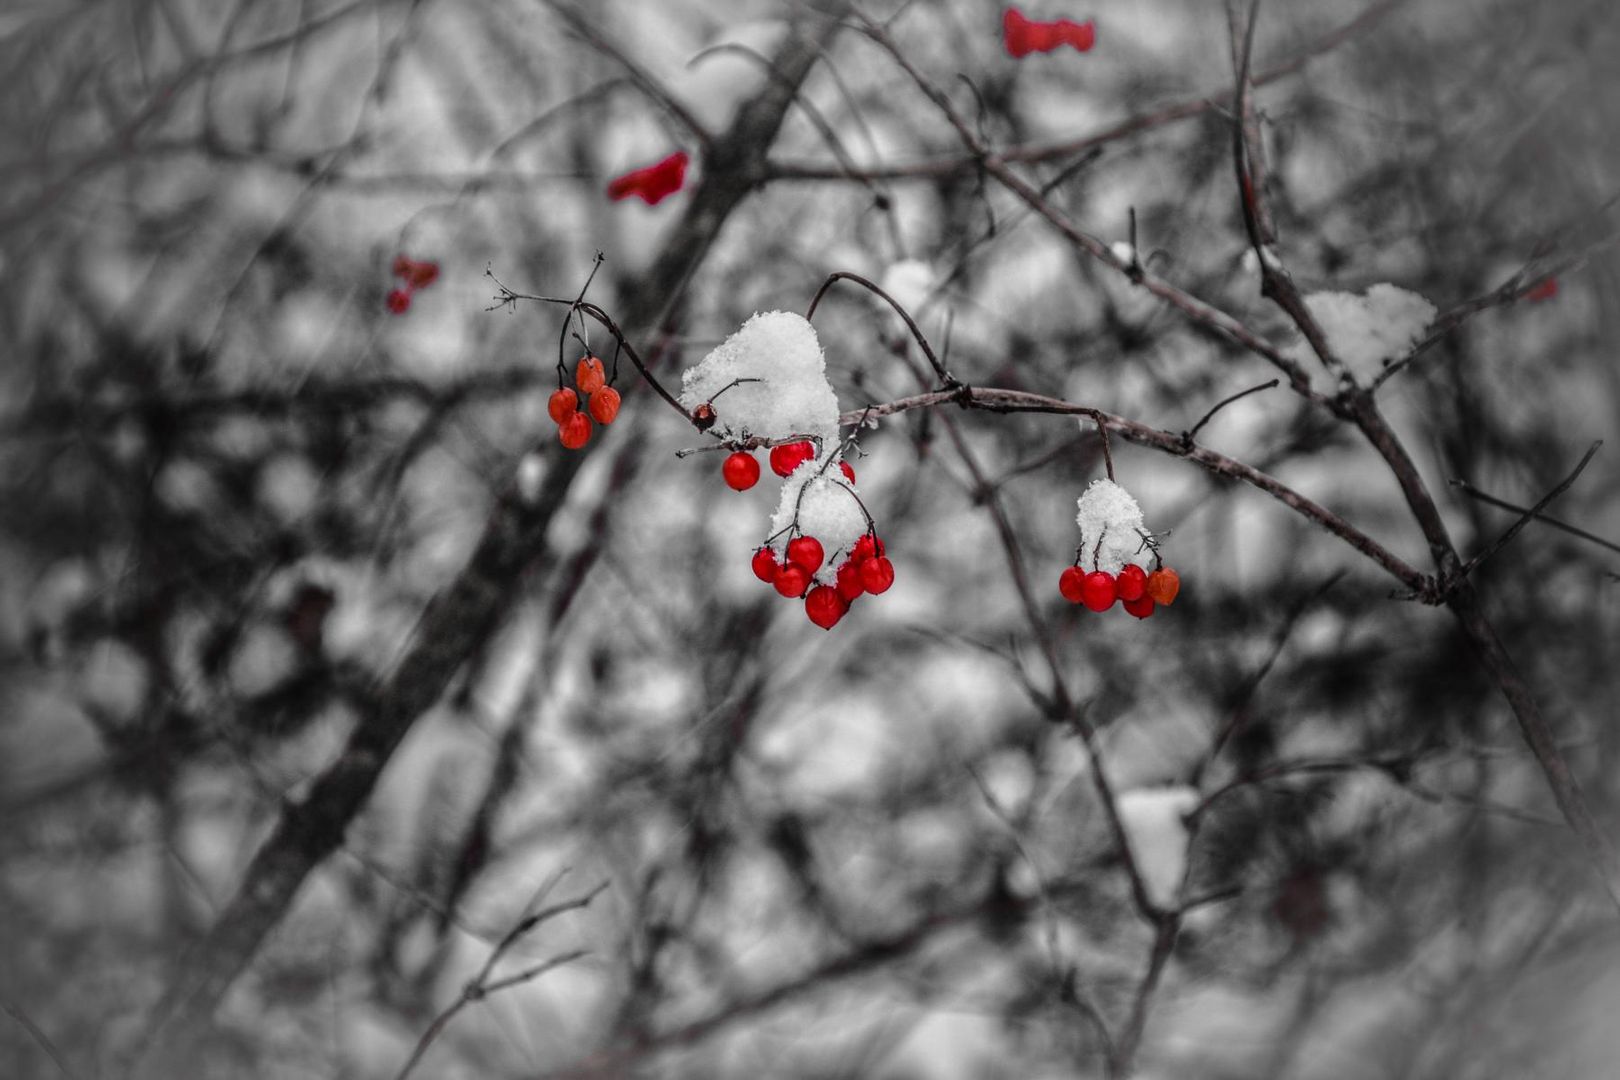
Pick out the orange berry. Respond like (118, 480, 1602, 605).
(559, 412, 592, 449)
(588, 386, 621, 425)
(548, 387, 578, 424)
(1145, 567, 1181, 606)
(576, 356, 606, 395)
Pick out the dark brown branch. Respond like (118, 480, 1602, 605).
(842, 386, 1429, 593)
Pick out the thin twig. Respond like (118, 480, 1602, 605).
(806, 270, 956, 388)
(1450, 480, 1620, 558)
(1454, 441, 1603, 581)
(1, 999, 80, 1080)
(1184, 378, 1280, 444)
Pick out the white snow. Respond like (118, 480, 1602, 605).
(767, 454, 868, 583)
(1291, 284, 1436, 380)
(1115, 785, 1200, 909)
(1074, 477, 1153, 574)
(679, 311, 842, 448)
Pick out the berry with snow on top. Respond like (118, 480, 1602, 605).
(771, 441, 816, 478)
(679, 311, 841, 450)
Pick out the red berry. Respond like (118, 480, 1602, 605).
(1080, 571, 1116, 612)
(392, 254, 415, 279)
(559, 411, 592, 450)
(1117, 564, 1148, 603)
(548, 387, 578, 424)
(1059, 565, 1085, 604)
(774, 562, 809, 598)
(575, 356, 606, 395)
(1145, 567, 1181, 606)
(385, 288, 411, 314)
(859, 556, 895, 594)
(588, 386, 621, 425)
(1526, 277, 1558, 302)
(769, 441, 814, 478)
(852, 533, 885, 561)
(786, 536, 824, 576)
(840, 461, 856, 483)
(1123, 594, 1156, 619)
(722, 452, 760, 492)
(751, 547, 779, 584)
(835, 559, 865, 601)
(804, 585, 849, 630)
(406, 260, 439, 289)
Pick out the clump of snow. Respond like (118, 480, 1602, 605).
(768, 455, 867, 583)
(679, 311, 841, 447)
(1290, 284, 1436, 380)
(879, 258, 937, 316)
(1075, 477, 1152, 573)
(1108, 241, 1136, 265)
(1116, 785, 1200, 908)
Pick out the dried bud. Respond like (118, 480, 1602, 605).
(692, 401, 717, 432)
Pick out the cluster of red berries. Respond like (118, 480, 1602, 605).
(752, 531, 894, 630)
(721, 440, 855, 492)
(606, 151, 689, 206)
(1003, 8, 1096, 58)
(1059, 562, 1179, 619)
(386, 255, 440, 314)
(548, 356, 621, 449)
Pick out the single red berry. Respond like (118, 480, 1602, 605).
(840, 461, 856, 483)
(575, 356, 606, 395)
(1526, 277, 1558, 302)
(1122, 594, 1156, 619)
(606, 151, 690, 205)
(559, 411, 592, 450)
(804, 585, 849, 630)
(548, 387, 578, 424)
(859, 555, 895, 594)
(386, 288, 411, 314)
(852, 533, 885, 561)
(769, 440, 814, 478)
(835, 559, 865, 601)
(786, 536, 824, 576)
(1117, 564, 1148, 603)
(722, 452, 760, 491)
(406, 260, 439, 289)
(1145, 567, 1181, 606)
(774, 562, 809, 599)
(588, 386, 621, 425)
(1080, 570, 1116, 612)
(1059, 565, 1086, 604)
(751, 547, 779, 584)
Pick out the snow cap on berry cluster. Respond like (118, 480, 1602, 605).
(679, 311, 841, 447)
(769, 455, 867, 583)
(1075, 478, 1150, 574)
(1289, 284, 1436, 380)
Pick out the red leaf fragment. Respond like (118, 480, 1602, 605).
(1003, 8, 1095, 58)
(606, 151, 690, 205)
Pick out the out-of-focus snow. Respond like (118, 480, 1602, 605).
(1115, 785, 1199, 908)
(679, 311, 841, 448)
(1290, 284, 1437, 381)
(879, 258, 937, 317)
